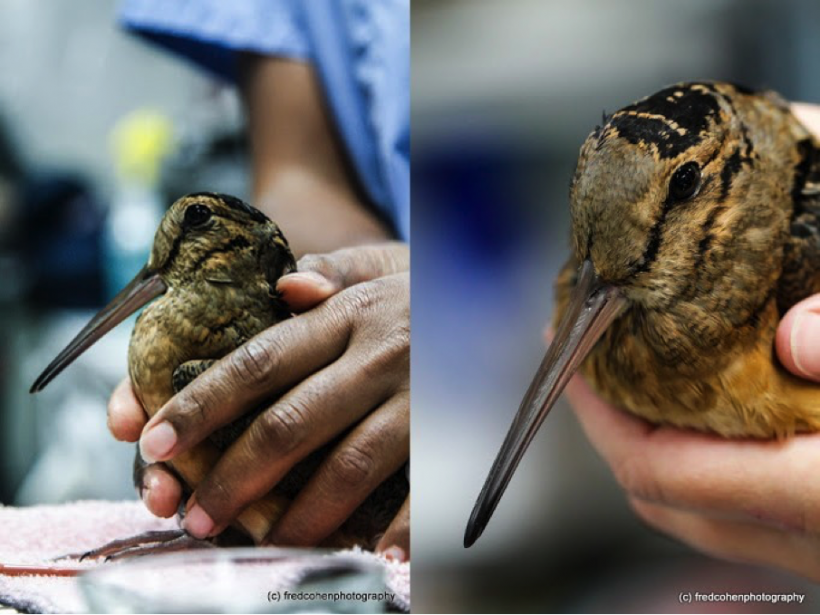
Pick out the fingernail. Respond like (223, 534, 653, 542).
(381, 546, 407, 563)
(138, 471, 160, 502)
(182, 504, 214, 538)
(278, 271, 333, 290)
(140, 421, 177, 463)
(790, 309, 820, 379)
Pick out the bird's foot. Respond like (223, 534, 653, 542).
(58, 529, 215, 563)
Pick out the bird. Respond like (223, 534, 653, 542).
(31, 192, 406, 557)
(465, 81, 820, 547)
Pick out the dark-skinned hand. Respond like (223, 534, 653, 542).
(108, 241, 410, 561)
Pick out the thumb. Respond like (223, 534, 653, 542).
(776, 294, 820, 382)
(277, 242, 409, 312)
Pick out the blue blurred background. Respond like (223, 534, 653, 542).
(411, 0, 820, 612)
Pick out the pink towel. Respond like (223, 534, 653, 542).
(0, 501, 409, 613)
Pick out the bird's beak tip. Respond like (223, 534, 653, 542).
(463, 524, 480, 548)
(464, 260, 627, 544)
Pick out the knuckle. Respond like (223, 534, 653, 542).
(299, 253, 338, 279)
(355, 338, 403, 382)
(179, 387, 213, 426)
(330, 276, 410, 386)
(314, 298, 353, 337)
(338, 276, 405, 321)
(198, 478, 234, 522)
(326, 444, 376, 491)
(340, 281, 380, 315)
(379, 243, 407, 275)
(387, 318, 411, 358)
(252, 401, 308, 455)
(229, 336, 279, 390)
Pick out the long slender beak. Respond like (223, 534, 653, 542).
(30, 266, 167, 393)
(464, 259, 627, 547)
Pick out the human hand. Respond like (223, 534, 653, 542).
(108, 242, 410, 559)
(558, 102, 820, 581)
(563, 291, 820, 582)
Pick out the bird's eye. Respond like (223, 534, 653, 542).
(669, 162, 701, 202)
(183, 203, 212, 228)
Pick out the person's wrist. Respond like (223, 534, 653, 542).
(252, 170, 393, 256)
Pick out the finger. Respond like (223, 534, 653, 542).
(566, 373, 820, 533)
(776, 294, 820, 382)
(183, 354, 401, 538)
(376, 496, 410, 562)
(139, 299, 352, 464)
(276, 271, 337, 311)
(107, 377, 147, 442)
(792, 102, 820, 138)
(278, 242, 408, 312)
(565, 372, 657, 462)
(629, 497, 820, 582)
(266, 390, 409, 547)
(138, 464, 183, 519)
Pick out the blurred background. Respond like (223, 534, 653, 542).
(0, 1, 249, 507)
(4, 0, 820, 612)
(412, 0, 820, 612)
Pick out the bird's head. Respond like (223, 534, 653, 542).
(465, 82, 803, 547)
(569, 82, 790, 311)
(149, 192, 295, 289)
(30, 192, 294, 393)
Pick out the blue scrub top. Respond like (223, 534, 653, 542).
(119, 0, 410, 241)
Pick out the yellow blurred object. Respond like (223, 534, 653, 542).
(111, 110, 173, 187)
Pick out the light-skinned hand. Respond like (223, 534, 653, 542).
(562, 103, 820, 581)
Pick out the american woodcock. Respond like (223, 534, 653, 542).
(32, 192, 406, 554)
(465, 82, 820, 547)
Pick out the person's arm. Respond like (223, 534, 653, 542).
(240, 54, 393, 255)
(561, 103, 820, 581)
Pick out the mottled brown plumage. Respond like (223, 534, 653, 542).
(32, 192, 406, 553)
(466, 82, 820, 547)
(561, 82, 820, 437)
(129, 193, 294, 417)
